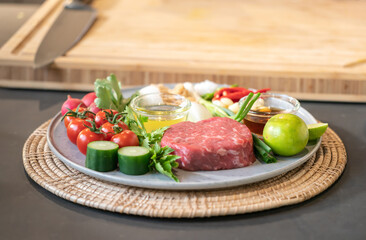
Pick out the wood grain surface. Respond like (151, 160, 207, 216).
(0, 0, 366, 101)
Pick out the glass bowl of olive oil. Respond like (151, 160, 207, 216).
(240, 93, 300, 135)
(130, 93, 191, 133)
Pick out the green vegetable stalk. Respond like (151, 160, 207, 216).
(198, 98, 234, 117)
(232, 92, 259, 122)
(94, 74, 137, 112)
(253, 144, 277, 164)
(230, 92, 277, 163)
(252, 134, 272, 153)
(201, 92, 214, 101)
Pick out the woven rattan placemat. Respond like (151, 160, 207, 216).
(23, 120, 347, 218)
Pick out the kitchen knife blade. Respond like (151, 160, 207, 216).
(34, 0, 97, 68)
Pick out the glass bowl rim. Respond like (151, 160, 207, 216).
(130, 92, 192, 116)
(242, 92, 300, 117)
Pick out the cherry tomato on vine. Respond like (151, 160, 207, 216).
(64, 116, 76, 128)
(94, 109, 119, 127)
(111, 130, 139, 148)
(101, 121, 130, 141)
(119, 122, 129, 130)
(77, 128, 105, 155)
(66, 118, 89, 144)
(100, 122, 116, 141)
(63, 107, 94, 128)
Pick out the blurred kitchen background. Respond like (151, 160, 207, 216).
(0, 0, 365, 102)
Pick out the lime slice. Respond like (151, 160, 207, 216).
(307, 123, 328, 140)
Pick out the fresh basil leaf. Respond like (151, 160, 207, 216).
(155, 161, 179, 182)
(152, 142, 160, 153)
(141, 138, 150, 149)
(165, 155, 180, 163)
(161, 146, 175, 156)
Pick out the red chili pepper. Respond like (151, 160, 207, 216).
(214, 87, 251, 102)
(225, 91, 251, 102)
(213, 88, 226, 98)
(215, 87, 248, 96)
(229, 87, 249, 92)
(255, 88, 271, 93)
(213, 87, 271, 102)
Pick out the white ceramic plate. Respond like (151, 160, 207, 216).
(47, 87, 321, 190)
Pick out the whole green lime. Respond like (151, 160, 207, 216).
(263, 113, 309, 156)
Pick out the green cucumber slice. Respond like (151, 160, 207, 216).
(118, 146, 150, 175)
(85, 141, 119, 172)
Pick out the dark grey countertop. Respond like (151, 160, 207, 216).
(0, 87, 365, 240)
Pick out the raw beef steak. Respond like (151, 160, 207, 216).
(161, 117, 255, 171)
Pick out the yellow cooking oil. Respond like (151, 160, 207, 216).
(136, 105, 188, 133)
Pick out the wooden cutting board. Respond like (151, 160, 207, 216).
(1, 0, 366, 102)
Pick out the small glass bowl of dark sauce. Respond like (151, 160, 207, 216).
(240, 93, 300, 135)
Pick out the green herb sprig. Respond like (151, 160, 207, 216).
(124, 106, 180, 182)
